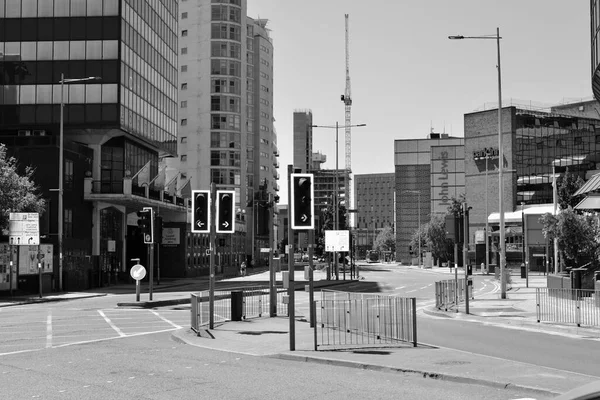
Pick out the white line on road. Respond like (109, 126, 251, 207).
(394, 286, 406, 290)
(98, 310, 126, 337)
(419, 285, 431, 290)
(405, 289, 418, 293)
(150, 311, 182, 329)
(46, 312, 52, 348)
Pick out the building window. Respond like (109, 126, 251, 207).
(181, 119, 188, 126)
(181, 83, 188, 90)
(181, 155, 187, 162)
(181, 47, 188, 55)
(64, 160, 74, 191)
(181, 12, 188, 19)
(181, 137, 187, 143)
(64, 209, 73, 238)
(181, 173, 187, 180)
(181, 65, 188, 72)
(182, 30, 188, 37)
(181, 100, 187, 108)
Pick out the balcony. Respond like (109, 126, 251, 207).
(84, 177, 190, 210)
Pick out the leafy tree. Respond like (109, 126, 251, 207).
(0, 144, 45, 232)
(427, 215, 454, 262)
(409, 223, 428, 258)
(373, 226, 395, 253)
(446, 194, 466, 217)
(557, 169, 585, 210)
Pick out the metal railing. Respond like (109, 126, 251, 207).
(435, 279, 466, 311)
(536, 288, 600, 327)
(315, 290, 417, 349)
(191, 286, 287, 332)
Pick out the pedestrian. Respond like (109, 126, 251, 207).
(240, 261, 246, 277)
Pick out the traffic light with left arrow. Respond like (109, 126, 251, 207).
(216, 190, 235, 233)
(191, 190, 210, 233)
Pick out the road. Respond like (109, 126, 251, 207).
(0, 328, 543, 400)
(338, 263, 600, 379)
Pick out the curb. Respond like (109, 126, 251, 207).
(0, 293, 107, 308)
(272, 353, 561, 398)
(117, 297, 191, 308)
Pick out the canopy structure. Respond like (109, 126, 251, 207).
(487, 204, 555, 224)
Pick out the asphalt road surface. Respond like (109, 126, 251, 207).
(0, 329, 547, 400)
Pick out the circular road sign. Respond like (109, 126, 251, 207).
(130, 264, 146, 281)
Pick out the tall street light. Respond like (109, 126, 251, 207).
(58, 74, 101, 291)
(311, 123, 366, 280)
(449, 27, 506, 299)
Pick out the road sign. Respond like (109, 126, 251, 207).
(130, 264, 146, 281)
(325, 230, 350, 252)
(9, 213, 40, 246)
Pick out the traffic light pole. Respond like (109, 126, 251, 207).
(149, 243, 154, 301)
(287, 165, 295, 351)
(269, 193, 276, 317)
(209, 182, 216, 330)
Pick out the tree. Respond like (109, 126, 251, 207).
(446, 194, 466, 217)
(0, 144, 45, 232)
(426, 215, 454, 262)
(409, 223, 428, 259)
(373, 226, 395, 253)
(557, 169, 585, 210)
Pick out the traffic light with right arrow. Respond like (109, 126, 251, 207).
(216, 190, 235, 233)
(191, 190, 210, 233)
(291, 173, 314, 230)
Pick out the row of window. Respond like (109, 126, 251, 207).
(123, 18, 178, 86)
(1, 40, 118, 61)
(210, 59, 241, 77)
(1, 0, 118, 18)
(210, 23, 241, 42)
(211, 95, 240, 112)
(122, 43, 177, 102)
(211, 4, 241, 23)
(211, 113, 240, 131)
(211, 0, 241, 5)
(210, 150, 241, 167)
(259, 44, 270, 54)
(210, 41, 241, 59)
(211, 168, 241, 185)
(121, 105, 177, 154)
(124, 0, 177, 53)
(211, 77, 241, 94)
(1, 83, 117, 104)
(0, 103, 118, 125)
(0, 17, 119, 42)
(120, 86, 176, 132)
(122, 62, 177, 121)
(0, 59, 118, 85)
(210, 131, 240, 149)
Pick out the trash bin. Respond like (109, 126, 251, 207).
(521, 263, 526, 279)
(231, 290, 243, 321)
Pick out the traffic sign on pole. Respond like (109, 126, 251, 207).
(9, 213, 40, 245)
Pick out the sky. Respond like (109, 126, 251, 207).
(246, 0, 593, 205)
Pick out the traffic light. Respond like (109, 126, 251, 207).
(191, 190, 210, 233)
(137, 207, 154, 244)
(291, 173, 314, 230)
(216, 190, 235, 233)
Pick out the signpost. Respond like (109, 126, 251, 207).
(130, 259, 146, 302)
(9, 213, 41, 297)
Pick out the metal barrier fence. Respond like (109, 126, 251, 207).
(191, 286, 287, 332)
(315, 290, 417, 349)
(536, 288, 600, 327)
(435, 279, 466, 311)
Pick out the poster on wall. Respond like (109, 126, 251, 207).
(18, 245, 53, 275)
(0, 244, 17, 291)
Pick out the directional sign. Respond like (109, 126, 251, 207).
(130, 264, 146, 281)
(325, 230, 350, 252)
(9, 213, 40, 246)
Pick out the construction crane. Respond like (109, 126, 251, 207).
(340, 14, 352, 216)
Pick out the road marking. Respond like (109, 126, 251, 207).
(98, 310, 126, 337)
(46, 312, 52, 348)
(394, 286, 406, 290)
(420, 285, 430, 290)
(151, 311, 182, 329)
(405, 289, 418, 293)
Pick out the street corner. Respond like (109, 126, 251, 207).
(421, 305, 461, 319)
(171, 326, 212, 346)
(117, 297, 191, 308)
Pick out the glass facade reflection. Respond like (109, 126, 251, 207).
(515, 110, 600, 204)
(0, 0, 178, 155)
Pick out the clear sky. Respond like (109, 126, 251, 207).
(247, 0, 593, 205)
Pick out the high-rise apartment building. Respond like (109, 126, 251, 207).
(0, 0, 182, 292)
(176, 1, 278, 265)
(293, 110, 313, 172)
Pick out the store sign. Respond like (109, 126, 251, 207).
(473, 147, 499, 160)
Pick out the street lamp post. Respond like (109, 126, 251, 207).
(449, 27, 506, 298)
(311, 123, 366, 280)
(58, 74, 101, 291)
(403, 190, 421, 267)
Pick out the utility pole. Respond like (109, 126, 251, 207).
(209, 182, 216, 330)
(287, 165, 295, 351)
